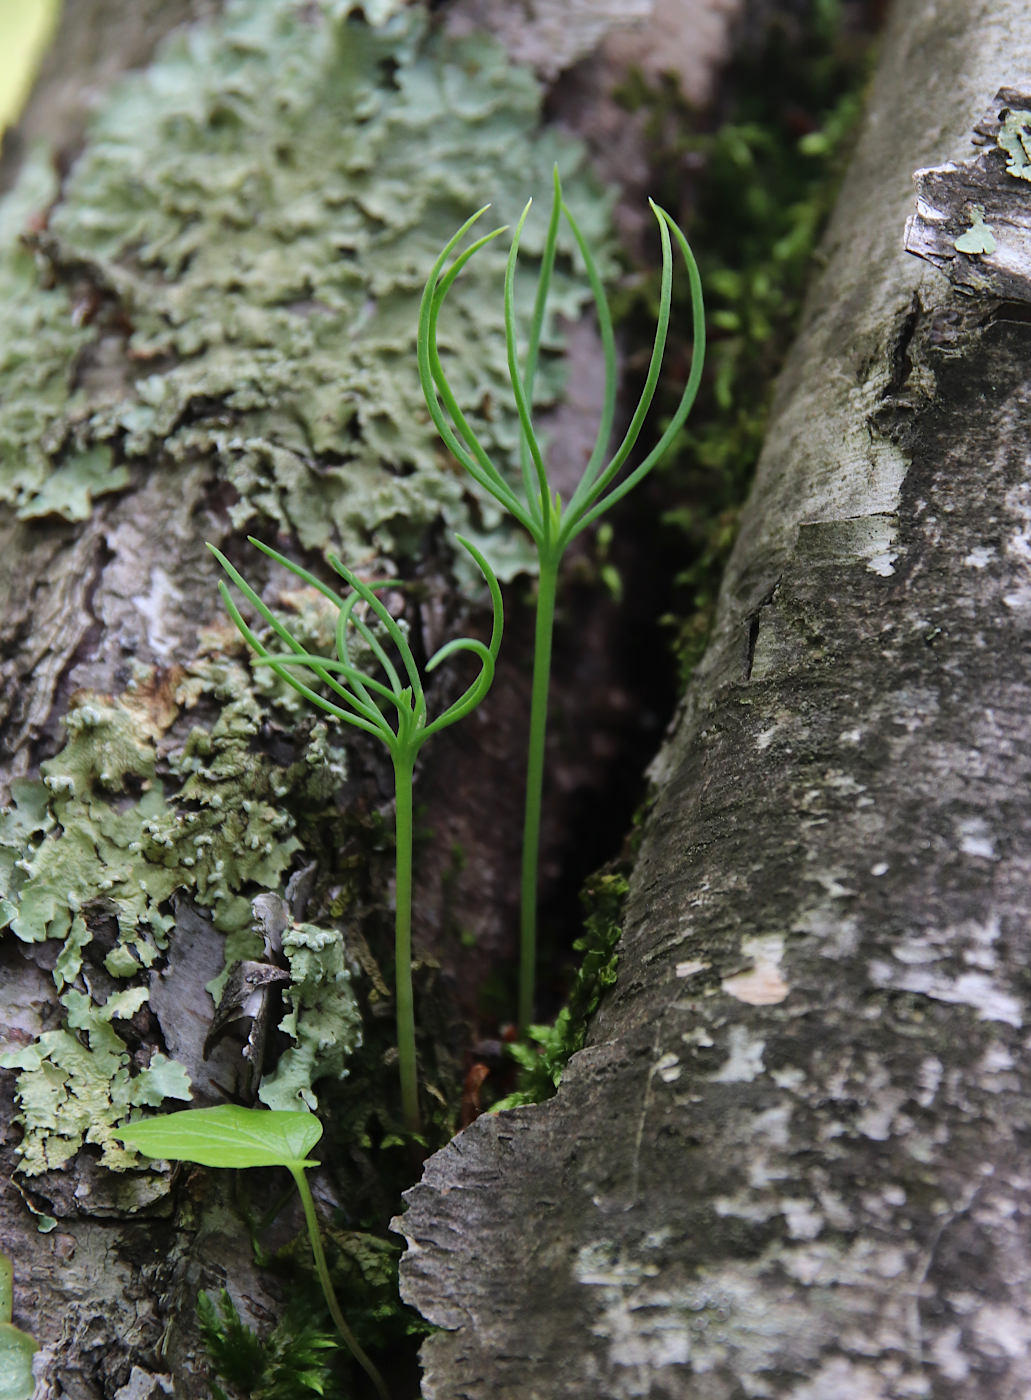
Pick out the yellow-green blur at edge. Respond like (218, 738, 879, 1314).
(0, 0, 60, 130)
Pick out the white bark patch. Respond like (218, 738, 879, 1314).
(574, 1242, 692, 1374)
(866, 547, 897, 576)
(133, 565, 182, 658)
(1005, 478, 1031, 558)
(856, 1083, 910, 1142)
(931, 1327, 970, 1382)
(713, 1025, 766, 1083)
(713, 1195, 779, 1223)
(869, 959, 1022, 1027)
(956, 815, 997, 859)
(792, 1354, 926, 1400)
(781, 1197, 824, 1241)
(981, 1042, 1016, 1077)
(723, 934, 789, 1004)
(963, 545, 995, 568)
(973, 1301, 1031, 1359)
(869, 914, 1020, 1025)
(915, 1056, 943, 1106)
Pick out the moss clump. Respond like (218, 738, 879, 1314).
(197, 1288, 337, 1400)
(617, 1, 873, 681)
(495, 869, 627, 1109)
(0, 0, 611, 582)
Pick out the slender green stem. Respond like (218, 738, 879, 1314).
(288, 1164, 390, 1400)
(0, 1251, 12, 1322)
(393, 755, 419, 1134)
(519, 551, 560, 1030)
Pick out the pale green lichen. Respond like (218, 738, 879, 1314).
(141, 682, 300, 935)
(953, 204, 997, 256)
(0, 654, 350, 1173)
(998, 108, 1031, 182)
(6, 698, 174, 979)
(0, 0, 611, 578)
(0, 1019, 191, 1175)
(0, 144, 105, 521)
(258, 920, 363, 1112)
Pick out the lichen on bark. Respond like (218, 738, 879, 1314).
(0, 647, 351, 1170)
(0, 0, 616, 1178)
(0, 0, 610, 574)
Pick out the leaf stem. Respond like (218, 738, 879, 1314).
(287, 1164, 390, 1400)
(519, 550, 560, 1030)
(393, 754, 419, 1134)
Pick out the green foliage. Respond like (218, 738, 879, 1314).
(0, 0, 612, 1179)
(0, 1253, 37, 1400)
(198, 1289, 337, 1400)
(211, 535, 503, 1133)
(493, 870, 626, 1109)
(420, 169, 703, 1027)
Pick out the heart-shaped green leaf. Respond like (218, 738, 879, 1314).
(112, 1106, 323, 1170)
(0, 1322, 38, 1400)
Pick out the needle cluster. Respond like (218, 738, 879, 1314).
(209, 534, 503, 1133)
(419, 167, 705, 1026)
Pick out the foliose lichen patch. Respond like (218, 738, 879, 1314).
(0, 0, 615, 1174)
(258, 919, 364, 1113)
(0, 0, 611, 577)
(0, 639, 356, 1172)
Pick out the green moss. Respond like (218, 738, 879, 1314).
(616, 1, 873, 682)
(494, 869, 626, 1109)
(197, 1288, 337, 1400)
(0, 0, 611, 579)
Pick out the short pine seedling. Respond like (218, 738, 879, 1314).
(419, 168, 705, 1028)
(209, 535, 503, 1133)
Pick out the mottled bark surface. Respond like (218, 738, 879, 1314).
(396, 2, 1031, 1396)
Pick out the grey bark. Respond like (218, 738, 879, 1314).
(396, 3, 1031, 1398)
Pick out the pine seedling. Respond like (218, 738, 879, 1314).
(209, 535, 503, 1133)
(418, 168, 705, 1028)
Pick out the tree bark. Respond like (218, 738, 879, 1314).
(396, 3, 1031, 1398)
